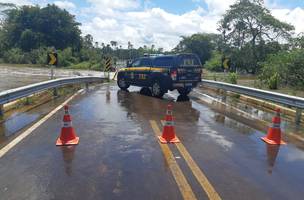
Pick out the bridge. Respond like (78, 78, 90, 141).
(0, 77, 304, 200)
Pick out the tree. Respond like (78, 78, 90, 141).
(0, 3, 16, 24)
(1, 4, 82, 51)
(83, 34, 94, 49)
(218, 0, 294, 73)
(290, 33, 304, 49)
(110, 41, 118, 49)
(173, 33, 218, 64)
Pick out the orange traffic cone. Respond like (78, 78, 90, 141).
(261, 108, 286, 145)
(158, 104, 180, 144)
(56, 105, 79, 146)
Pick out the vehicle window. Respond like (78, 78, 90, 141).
(132, 59, 141, 67)
(140, 58, 152, 66)
(177, 55, 201, 67)
(154, 57, 174, 67)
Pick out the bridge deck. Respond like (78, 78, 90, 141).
(0, 84, 304, 200)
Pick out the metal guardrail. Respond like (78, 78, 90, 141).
(0, 76, 104, 105)
(201, 79, 304, 124)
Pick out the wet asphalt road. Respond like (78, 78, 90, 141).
(0, 83, 304, 200)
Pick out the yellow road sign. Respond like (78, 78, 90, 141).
(105, 57, 112, 71)
(223, 58, 230, 69)
(48, 53, 58, 65)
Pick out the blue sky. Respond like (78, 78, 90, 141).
(53, 0, 304, 13)
(3, 0, 304, 49)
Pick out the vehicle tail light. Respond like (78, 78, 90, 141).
(170, 70, 177, 80)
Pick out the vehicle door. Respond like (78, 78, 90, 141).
(127, 59, 140, 84)
(135, 58, 152, 86)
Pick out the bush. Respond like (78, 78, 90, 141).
(3, 48, 30, 64)
(29, 47, 51, 65)
(267, 73, 279, 89)
(259, 49, 304, 88)
(205, 51, 223, 72)
(226, 72, 238, 84)
(58, 47, 78, 67)
(90, 62, 103, 71)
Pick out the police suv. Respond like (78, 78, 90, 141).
(117, 53, 202, 97)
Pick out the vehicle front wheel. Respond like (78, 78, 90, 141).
(117, 77, 130, 90)
(151, 80, 165, 98)
(177, 88, 191, 96)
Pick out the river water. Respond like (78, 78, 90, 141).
(0, 65, 103, 91)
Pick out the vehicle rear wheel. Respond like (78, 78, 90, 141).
(140, 87, 152, 96)
(117, 77, 130, 90)
(177, 88, 191, 96)
(151, 80, 165, 98)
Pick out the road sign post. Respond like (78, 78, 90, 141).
(47, 51, 58, 96)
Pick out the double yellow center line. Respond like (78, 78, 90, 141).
(149, 120, 222, 200)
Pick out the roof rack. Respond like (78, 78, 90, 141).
(143, 53, 164, 57)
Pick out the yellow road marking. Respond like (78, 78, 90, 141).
(150, 120, 197, 200)
(0, 89, 85, 158)
(150, 120, 222, 200)
(175, 143, 222, 200)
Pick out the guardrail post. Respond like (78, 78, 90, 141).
(53, 88, 58, 97)
(0, 104, 3, 118)
(221, 89, 227, 102)
(295, 108, 302, 125)
(85, 83, 89, 90)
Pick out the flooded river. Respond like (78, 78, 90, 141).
(0, 65, 103, 91)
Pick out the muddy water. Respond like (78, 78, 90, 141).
(0, 65, 102, 91)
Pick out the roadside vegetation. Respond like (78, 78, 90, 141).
(0, 0, 304, 94)
(0, 3, 164, 71)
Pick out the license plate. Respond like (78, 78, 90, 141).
(185, 83, 192, 86)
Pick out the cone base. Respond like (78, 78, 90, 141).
(56, 137, 79, 146)
(261, 137, 286, 145)
(158, 136, 180, 144)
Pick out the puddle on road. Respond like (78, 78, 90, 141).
(192, 89, 304, 140)
(0, 112, 40, 137)
(0, 95, 74, 147)
(60, 146, 77, 176)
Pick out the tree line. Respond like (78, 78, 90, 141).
(0, 3, 164, 70)
(174, 0, 304, 89)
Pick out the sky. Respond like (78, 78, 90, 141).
(1, 0, 304, 50)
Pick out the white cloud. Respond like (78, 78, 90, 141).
(80, 6, 220, 50)
(54, 1, 76, 10)
(87, 0, 140, 10)
(271, 7, 304, 34)
(204, 0, 236, 15)
(0, 0, 32, 5)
